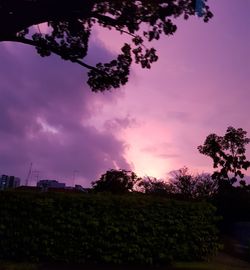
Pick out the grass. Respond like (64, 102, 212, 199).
(0, 253, 249, 270)
(0, 261, 38, 270)
(173, 253, 250, 270)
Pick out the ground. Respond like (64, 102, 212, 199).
(1, 253, 250, 270)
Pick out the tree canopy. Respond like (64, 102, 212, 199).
(91, 169, 139, 193)
(0, 0, 213, 91)
(198, 127, 250, 185)
(168, 167, 218, 198)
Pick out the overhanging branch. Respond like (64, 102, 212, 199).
(3, 36, 105, 75)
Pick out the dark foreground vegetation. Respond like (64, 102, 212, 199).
(0, 191, 220, 266)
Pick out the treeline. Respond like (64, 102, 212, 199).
(91, 167, 218, 199)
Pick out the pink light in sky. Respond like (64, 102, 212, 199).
(91, 0, 250, 178)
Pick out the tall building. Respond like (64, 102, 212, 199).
(0, 175, 21, 190)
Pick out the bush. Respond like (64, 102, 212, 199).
(0, 191, 220, 266)
(214, 187, 250, 222)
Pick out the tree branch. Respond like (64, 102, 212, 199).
(90, 12, 119, 28)
(3, 36, 104, 75)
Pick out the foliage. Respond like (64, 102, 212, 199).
(168, 167, 197, 198)
(137, 176, 173, 195)
(198, 127, 250, 185)
(91, 169, 139, 193)
(168, 167, 218, 199)
(0, 0, 213, 91)
(213, 185, 250, 223)
(136, 168, 218, 199)
(0, 191, 220, 265)
(194, 173, 218, 198)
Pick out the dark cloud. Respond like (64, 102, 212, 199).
(0, 41, 131, 187)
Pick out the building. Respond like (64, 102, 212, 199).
(37, 180, 66, 191)
(0, 175, 21, 190)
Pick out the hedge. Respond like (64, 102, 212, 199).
(213, 188, 250, 222)
(0, 191, 220, 265)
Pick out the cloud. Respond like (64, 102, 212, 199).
(166, 111, 190, 122)
(104, 115, 137, 132)
(141, 143, 179, 160)
(157, 153, 180, 159)
(0, 40, 131, 186)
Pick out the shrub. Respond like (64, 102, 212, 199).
(0, 191, 220, 265)
(213, 187, 250, 222)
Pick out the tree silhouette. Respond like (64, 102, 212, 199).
(198, 127, 250, 185)
(169, 167, 196, 198)
(137, 176, 172, 195)
(169, 167, 218, 198)
(0, 0, 213, 91)
(91, 169, 138, 193)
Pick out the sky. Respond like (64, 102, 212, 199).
(0, 0, 249, 187)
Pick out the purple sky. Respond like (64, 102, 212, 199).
(0, 0, 249, 186)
